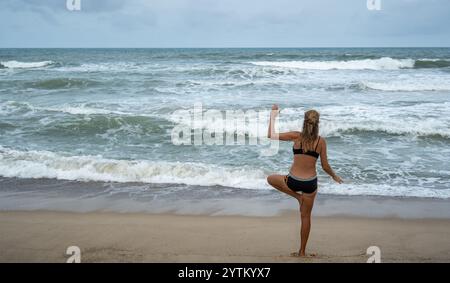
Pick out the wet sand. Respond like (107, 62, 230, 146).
(1, 211, 449, 262)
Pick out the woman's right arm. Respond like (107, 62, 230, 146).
(267, 104, 278, 139)
(319, 138, 343, 184)
(267, 104, 300, 141)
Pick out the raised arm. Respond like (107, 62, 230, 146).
(319, 138, 343, 184)
(267, 104, 300, 141)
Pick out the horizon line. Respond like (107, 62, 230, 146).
(1, 46, 450, 49)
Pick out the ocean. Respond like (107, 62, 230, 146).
(1, 48, 450, 215)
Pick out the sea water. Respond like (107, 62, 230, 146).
(1, 48, 450, 214)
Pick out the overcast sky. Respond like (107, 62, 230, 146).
(1, 0, 449, 48)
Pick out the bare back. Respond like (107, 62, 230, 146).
(290, 134, 322, 178)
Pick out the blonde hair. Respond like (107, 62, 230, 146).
(301, 110, 320, 151)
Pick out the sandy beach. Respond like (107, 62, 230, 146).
(1, 211, 449, 263)
(2, 0, 450, 269)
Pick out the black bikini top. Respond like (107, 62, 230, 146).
(293, 136, 320, 159)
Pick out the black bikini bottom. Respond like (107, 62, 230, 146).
(284, 174, 317, 194)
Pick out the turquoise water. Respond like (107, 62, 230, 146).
(1, 48, 450, 200)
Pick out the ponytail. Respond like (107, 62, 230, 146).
(301, 110, 320, 150)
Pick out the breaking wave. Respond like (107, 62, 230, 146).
(0, 60, 55, 69)
(250, 57, 450, 70)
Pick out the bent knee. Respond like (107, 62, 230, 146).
(267, 175, 275, 185)
(267, 174, 281, 186)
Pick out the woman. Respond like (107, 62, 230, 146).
(267, 104, 343, 257)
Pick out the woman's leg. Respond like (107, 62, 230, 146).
(267, 174, 317, 256)
(267, 174, 302, 203)
(298, 191, 317, 256)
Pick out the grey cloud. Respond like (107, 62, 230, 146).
(0, 0, 449, 47)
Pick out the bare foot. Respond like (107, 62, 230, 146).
(290, 251, 317, 257)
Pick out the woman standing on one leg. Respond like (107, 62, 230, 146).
(266, 104, 343, 257)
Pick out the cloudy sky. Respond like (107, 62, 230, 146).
(1, 0, 449, 47)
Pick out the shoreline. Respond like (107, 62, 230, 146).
(1, 177, 450, 219)
(1, 210, 450, 263)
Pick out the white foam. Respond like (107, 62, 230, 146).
(316, 104, 450, 138)
(0, 146, 448, 198)
(0, 101, 158, 117)
(418, 58, 450, 62)
(54, 62, 147, 73)
(0, 60, 54, 69)
(166, 104, 450, 139)
(319, 181, 450, 198)
(0, 146, 268, 190)
(362, 81, 450, 91)
(39, 105, 162, 119)
(43, 105, 128, 116)
(3, 100, 450, 139)
(250, 57, 415, 70)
